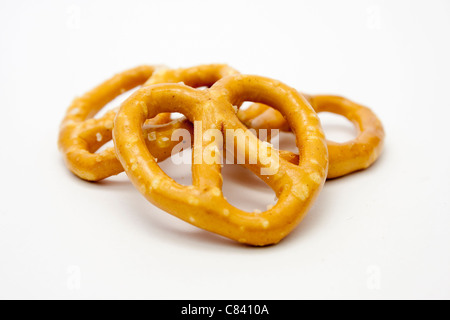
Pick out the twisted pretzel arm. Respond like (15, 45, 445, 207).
(237, 101, 291, 132)
(149, 64, 239, 88)
(238, 95, 384, 178)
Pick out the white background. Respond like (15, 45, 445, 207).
(0, 0, 449, 300)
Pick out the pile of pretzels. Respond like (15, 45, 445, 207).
(59, 64, 384, 246)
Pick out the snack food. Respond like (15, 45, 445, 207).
(59, 63, 386, 246)
(58, 64, 238, 181)
(113, 74, 328, 246)
(238, 95, 385, 178)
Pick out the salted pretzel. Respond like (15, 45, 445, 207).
(58, 64, 238, 181)
(238, 95, 384, 178)
(113, 74, 328, 246)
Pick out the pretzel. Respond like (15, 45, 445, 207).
(238, 95, 384, 178)
(113, 74, 328, 246)
(58, 64, 238, 181)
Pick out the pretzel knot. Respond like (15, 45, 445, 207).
(113, 74, 328, 246)
(238, 95, 385, 178)
(58, 64, 238, 181)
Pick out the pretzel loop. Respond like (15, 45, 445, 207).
(238, 95, 385, 178)
(114, 74, 328, 246)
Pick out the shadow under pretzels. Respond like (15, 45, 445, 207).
(64, 160, 320, 248)
(61, 140, 387, 249)
(283, 145, 388, 245)
(65, 140, 387, 248)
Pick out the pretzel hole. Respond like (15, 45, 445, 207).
(277, 132, 298, 153)
(95, 139, 114, 154)
(318, 112, 357, 143)
(221, 163, 277, 212)
(239, 101, 255, 111)
(170, 112, 185, 120)
(156, 116, 194, 185)
(158, 150, 193, 186)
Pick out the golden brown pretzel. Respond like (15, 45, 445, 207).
(58, 64, 238, 181)
(113, 74, 328, 246)
(238, 95, 384, 178)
